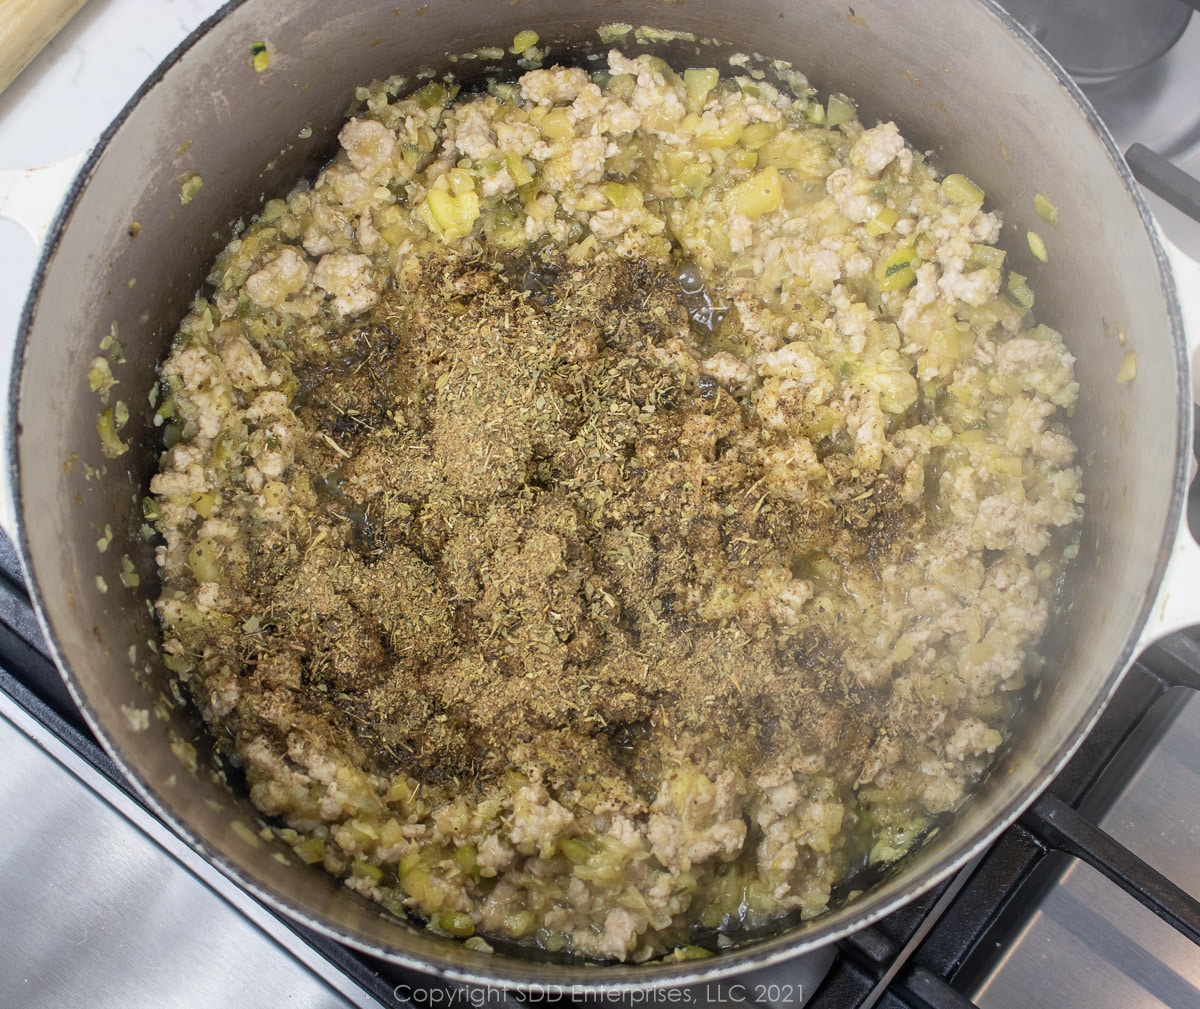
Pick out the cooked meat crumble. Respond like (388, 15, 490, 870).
(151, 50, 1083, 962)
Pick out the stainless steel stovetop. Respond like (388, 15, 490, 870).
(0, 3, 1198, 1007)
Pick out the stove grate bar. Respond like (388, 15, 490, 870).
(840, 926, 899, 966)
(897, 964, 980, 1009)
(1143, 635, 1200, 692)
(1019, 790, 1200, 947)
(1126, 143, 1200, 223)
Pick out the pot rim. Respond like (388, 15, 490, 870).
(6, 0, 1194, 990)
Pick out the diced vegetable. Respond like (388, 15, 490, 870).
(826, 93, 856, 126)
(941, 173, 984, 206)
(510, 29, 539, 54)
(187, 537, 222, 583)
(431, 911, 476, 937)
(351, 860, 384, 883)
(97, 408, 128, 457)
(293, 837, 326, 864)
(1005, 271, 1035, 312)
(683, 67, 719, 112)
(727, 166, 783, 219)
(695, 118, 743, 149)
(968, 244, 1005, 269)
(865, 206, 899, 236)
(179, 172, 203, 205)
(540, 108, 573, 141)
(740, 121, 776, 150)
(420, 186, 481, 242)
(876, 246, 919, 290)
(1034, 192, 1059, 225)
(250, 41, 270, 73)
(1027, 230, 1048, 262)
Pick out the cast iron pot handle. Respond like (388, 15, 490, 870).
(0, 149, 91, 538)
(1139, 235, 1200, 645)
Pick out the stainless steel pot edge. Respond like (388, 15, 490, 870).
(1142, 235, 1200, 645)
(4, 0, 1197, 991)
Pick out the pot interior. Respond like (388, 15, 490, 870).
(12, 0, 1190, 987)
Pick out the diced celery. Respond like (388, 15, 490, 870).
(505, 151, 533, 186)
(261, 198, 288, 223)
(606, 72, 635, 103)
(1026, 230, 1048, 262)
(597, 23, 633, 43)
(876, 246, 919, 290)
(941, 173, 984, 206)
(968, 244, 1005, 269)
(379, 818, 406, 847)
(88, 357, 118, 397)
(293, 836, 326, 864)
(826, 93, 856, 126)
(669, 159, 713, 198)
(179, 172, 203, 205)
(695, 119, 743, 149)
(740, 121, 776, 150)
(929, 327, 960, 361)
(97, 408, 129, 458)
(758, 130, 830, 180)
(1034, 192, 1059, 225)
(683, 67, 720, 112)
(535, 928, 569, 952)
(386, 777, 412, 804)
(420, 190, 450, 229)
(504, 910, 536, 937)
(413, 82, 447, 109)
(1031, 323, 1062, 343)
(661, 945, 713, 962)
(558, 837, 594, 865)
(187, 537, 222, 583)
(250, 42, 270, 74)
(540, 108, 573, 141)
(446, 168, 474, 196)
(733, 149, 759, 170)
(453, 844, 479, 875)
(431, 910, 475, 937)
(351, 860, 384, 883)
(1005, 272, 1035, 312)
(191, 491, 218, 519)
(347, 818, 379, 843)
(727, 166, 783, 219)
(865, 206, 899, 236)
(423, 187, 480, 242)
(510, 30, 539, 54)
(400, 866, 433, 903)
(604, 181, 644, 210)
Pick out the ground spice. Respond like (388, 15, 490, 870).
(212, 249, 916, 810)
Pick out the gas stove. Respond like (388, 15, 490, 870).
(0, 3, 1198, 1007)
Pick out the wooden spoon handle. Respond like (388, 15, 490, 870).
(0, 0, 91, 95)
